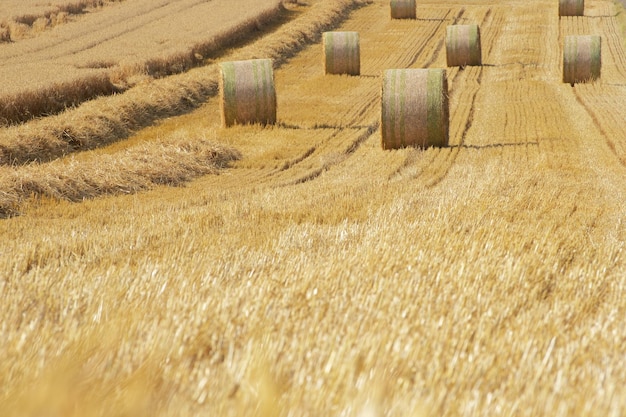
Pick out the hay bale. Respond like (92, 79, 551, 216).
(446, 24, 482, 67)
(563, 35, 601, 85)
(323, 31, 360, 76)
(219, 58, 277, 127)
(381, 68, 449, 150)
(559, 0, 584, 16)
(390, 0, 416, 19)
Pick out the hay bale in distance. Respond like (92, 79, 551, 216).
(381, 68, 449, 150)
(559, 0, 584, 16)
(323, 31, 360, 76)
(390, 0, 416, 19)
(219, 58, 277, 127)
(563, 35, 601, 85)
(446, 24, 482, 67)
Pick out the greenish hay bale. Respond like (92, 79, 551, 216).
(381, 68, 449, 150)
(559, 0, 584, 16)
(446, 24, 482, 67)
(563, 35, 601, 85)
(323, 31, 360, 76)
(219, 58, 277, 127)
(390, 0, 416, 19)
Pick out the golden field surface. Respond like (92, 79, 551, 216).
(1, 0, 626, 416)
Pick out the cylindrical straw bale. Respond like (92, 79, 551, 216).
(219, 58, 277, 127)
(390, 0, 416, 19)
(381, 68, 449, 150)
(563, 35, 601, 85)
(446, 25, 482, 67)
(323, 31, 360, 76)
(559, 0, 584, 16)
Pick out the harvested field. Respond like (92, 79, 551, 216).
(0, 0, 284, 124)
(1, 0, 626, 416)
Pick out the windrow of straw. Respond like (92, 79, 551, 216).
(446, 24, 482, 67)
(0, 134, 241, 218)
(323, 31, 360, 75)
(0, 0, 372, 166)
(390, 0, 416, 20)
(563, 35, 601, 85)
(381, 68, 449, 150)
(219, 59, 277, 127)
(559, 0, 584, 17)
(0, 73, 120, 126)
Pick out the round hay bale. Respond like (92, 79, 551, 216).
(219, 58, 277, 127)
(381, 68, 449, 150)
(323, 31, 360, 76)
(563, 35, 601, 85)
(446, 24, 482, 67)
(390, 0, 416, 19)
(559, 0, 584, 16)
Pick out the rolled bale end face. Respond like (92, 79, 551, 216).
(446, 24, 482, 67)
(559, 0, 584, 16)
(219, 58, 277, 128)
(381, 68, 450, 150)
(323, 31, 360, 76)
(563, 35, 601, 85)
(390, 0, 416, 19)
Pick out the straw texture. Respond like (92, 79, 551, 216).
(390, 0, 416, 19)
(563, 35, 601, 85)
(323, 32, 361, 75)
(219, 58, 277, 127)
(381, 68, 449, 149)
(559, 0, 584, 16)
(446, 25, 482, 67)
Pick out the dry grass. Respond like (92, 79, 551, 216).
(1, 0, 626, 416)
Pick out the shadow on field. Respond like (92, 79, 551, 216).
(453, 142, 539, 149)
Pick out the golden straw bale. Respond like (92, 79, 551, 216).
(390, 0, 416, 19)
(381, 68, 449, 150)
(323, 31, 360, 76)
(446, 24, 482, 67)
(559, 0, 584, 16)
(219, 59, 277, 127)
(563, 35, 601, 85)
